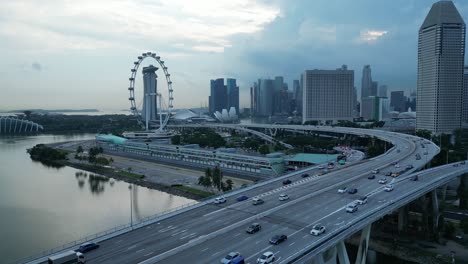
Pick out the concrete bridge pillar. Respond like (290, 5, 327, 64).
(432, 190, 439, 232)
(398, 205, 409, 232)
(355, 224, 372, 264)
(337, 241, 350, 264)
(441, 184, 448, 203)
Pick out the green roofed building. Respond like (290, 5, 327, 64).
(285, 153, 339, 169)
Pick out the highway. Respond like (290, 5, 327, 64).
(29, 125, 464, 264)
(67, 127, 443, 264)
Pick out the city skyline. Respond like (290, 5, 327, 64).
(2, 0, 468, 112)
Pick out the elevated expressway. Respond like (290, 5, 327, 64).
(28, 126, 468, 264)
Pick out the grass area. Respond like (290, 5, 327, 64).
(172, 185, 214, 198)
(114, 170, 145, 179)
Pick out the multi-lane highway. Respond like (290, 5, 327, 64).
(29, 125, 467, 264)
(58, 127, 443, 264)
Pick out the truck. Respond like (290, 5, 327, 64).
(48, 250, 85, 264)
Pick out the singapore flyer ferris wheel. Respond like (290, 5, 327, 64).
(127, 52, 174, 136)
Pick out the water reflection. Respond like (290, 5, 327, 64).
(75, 171, 87, 189)
(31, 158, 65, 169)
(75, 171, 113, 195)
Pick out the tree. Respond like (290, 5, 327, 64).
(225, 179, 233, 191)
(212, 166, 223, 191)
(171, 135, 181, 145)
(76, 145, 83, 154)
(258, 144, 270, 155)
(458, 174, 468, 209)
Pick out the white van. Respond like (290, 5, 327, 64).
(48, 250, 85, 264)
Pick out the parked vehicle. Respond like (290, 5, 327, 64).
(310, 224, 326, 236)
(48, 250, 85, 264)
(269, 234, 287, 245)
(221, 252, 241, 264)
(76, 242, 99, 253)
(246, 223, 261, 234)
(257, 251, 275, 264)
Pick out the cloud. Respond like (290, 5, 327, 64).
(0, 0, 280, 54)
(356, 30, 388, 44)
(31, 62, 42, 71)
(298, 20, 337, 44)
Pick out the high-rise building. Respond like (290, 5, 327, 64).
(390, 91, 407, 112)
(361, 96, 389, 121)
(142, 65, 158, 129)
(209, 78, 227, 113)
(302, 65, 354, 124)
(361, 65, 373, 98)
(416, 0, 465, 134)
(259, 79, 274, 116)
(371, 81, 378, 97)
(378, 85, 388, 98)
(292, 80, 301, 113)
(353, 87, 359, 118)
(273, 76, 285, 114)
(464, 66, 468, 123)
(226, 78, 239, 114)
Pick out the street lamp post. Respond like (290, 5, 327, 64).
(129, 184, 133, 229)
(446, 149, 454, 165)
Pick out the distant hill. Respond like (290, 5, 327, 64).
(5, 109, 99, 113)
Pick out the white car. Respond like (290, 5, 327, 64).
(318, 165, 325, 169)
(279, 194, 289, 201)
(384, 185, 394, 192)
(394, 164, 400, 168)
(221, 252, 240, 264)
(310, 224, 326, 236)
(257, 251, 275, 264)
(214, 197, 227, 204)
(371, 169, 379, 174)
(337, 187, 347, 194)
(355, 196, 368, 205)
(378, 178, 387, 184)
(346, 203, 358, 213)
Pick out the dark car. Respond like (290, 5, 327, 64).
(348, 188, 358, 194)
(367, 174, 375, 180)
(461, 161, 466, 165)
(410, 175, 419, 181)
(246, 223, 261, 234)
(269, 234, 287, 245)
(76, 242, 99, 253)
(453, 163, 459, 167)
(385, 172, 392, 176)
(282, 179, 292, 185)
(301, 173, 310, 178)
(236, 195, 248, 202)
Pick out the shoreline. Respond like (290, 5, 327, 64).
(61, 160, 211, 201)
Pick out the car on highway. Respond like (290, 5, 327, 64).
(368, 174, 375, 180)
(246, 223, 261, 234)
(348, 188, 358, 194)
(410, 175, 419, 181)
(406, 165, 414, 169)
(76, 242, 99, 253)
(282, 179, 292, 185)
(391, 172, 400, 177)
(279, 194, 289, 201)
(461, 161, 466, 165)
(301, 173, 310, 178)
(221, 252, 241, 264)
(394, 163, 400, 168)
(214, 197, 227, 204)
(356, 196, 368, 205)
(378, 178, 387, 184)
(236, 195, 248, 202)
(384, 185, 394, 192)
(252, 198, 265, 205)
(338, 187, 347, 194)
(385, 172, 392, 176)
(424, 152, 428, 155)
(453, 163, 459, 167)
(257, 251, 275, 264)
(397, 149, 401, 153)
(317, 165, 325, 169)
(269, 234, 287, 245)
(310, 224, 326, 236)
(371, 169, 379, 174)
(346, 203, 358, 213)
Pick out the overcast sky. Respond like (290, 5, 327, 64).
(1, 0, 468, 111)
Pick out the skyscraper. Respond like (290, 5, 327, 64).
(209, 78, 227, 113)
(371, 81, 378, 97)
(361, 96, 389, 121)
(226, 78, 239, 114)
(259, 79, 274, 116)
(292, 80, 301, 113)
(464, 66, 468, 123)
(416, 0, 465, 134)
(273, 76, 284, 114)
(142, 65, 158, 129)
(378, 85, 388, 98)
(361, 65, 373, 98)
(390, 91, 406, 112)
(302, 65, 354, 124)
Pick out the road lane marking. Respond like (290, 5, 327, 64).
(144, 251, 154, 257)
(171, 229, 188, 236)
(303, 234, 308, 239)
(211, 251, 220, 257)
(115, 239, 123, 244)
(234, 233, 241, 237)
(127, 245, 137, 250)
(289, 242, 295, 247)
(180, 232, 197, 240)
(255, 240, 261, 244)
(136, 248, 145, 254)
(203, 208, 226, 217)
(201, 247, 209, 252)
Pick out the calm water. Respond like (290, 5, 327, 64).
(0, 134, 194, 263)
